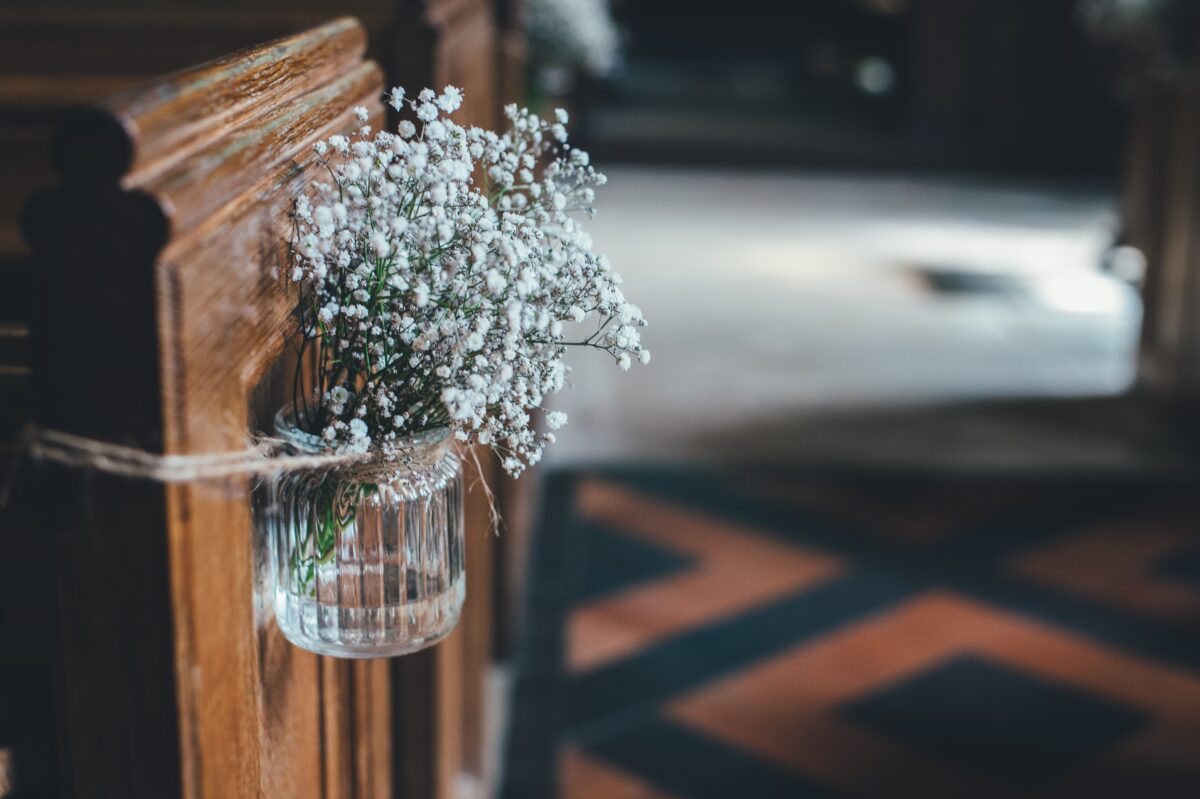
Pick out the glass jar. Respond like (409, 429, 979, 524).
(261, 408, 465, 658)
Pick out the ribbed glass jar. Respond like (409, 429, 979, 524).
(263, 408, 465, 658)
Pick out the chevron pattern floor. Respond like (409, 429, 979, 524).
(503, 467, 1200, 798)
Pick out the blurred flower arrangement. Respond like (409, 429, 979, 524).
(1080, 0, 1198, 69)
(288, 86, 648, 477)
(525, 0, 620, 87)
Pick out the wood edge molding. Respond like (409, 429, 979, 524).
(103, 17, 367, 179)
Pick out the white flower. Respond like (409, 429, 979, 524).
(436, 85, 463, 113)
(388, 87, 406, 111)
(289, 86, 647, 474)
(370, 232, 390, 257)
(546, 410, 567, 429)
(486, 269, 507, 295)
(526, 0, 620, 77)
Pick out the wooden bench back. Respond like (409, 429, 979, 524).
(20, 19, 391, 798)
(0, 6, 393, 260)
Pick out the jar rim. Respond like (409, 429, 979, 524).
(273, 402, 451, 455)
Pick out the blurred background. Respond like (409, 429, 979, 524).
(5, 0, 1200, 797)
(516, 1, 1200, 798)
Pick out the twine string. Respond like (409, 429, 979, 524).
(3, 425, 497, 531)
(11, 424, 451, 484)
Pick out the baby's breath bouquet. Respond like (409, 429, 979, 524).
(289, 86, 647, 475)
(526, 0, 621, 80)
(270, 86, 646, 657)
(1080, 0, 1198, 68)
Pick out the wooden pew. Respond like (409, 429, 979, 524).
(0, 7, 387, 269)
(0, 2, 510, 276)
(0, 6, 387, 386)
(10, 16, 509, 798)
(1128, 73, 1200, 398)
(0, 8, 394, 509)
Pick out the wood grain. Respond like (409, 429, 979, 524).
(22, 19, 391, 799)
(16, 8, 517, 796)
(0, 7, 395, 270)
(462, 450, 498, 785)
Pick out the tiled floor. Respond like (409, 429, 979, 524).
(504, 469, 1200, 799)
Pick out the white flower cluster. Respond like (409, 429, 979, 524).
(290, 87, 647, 476)
(526, 0, 620, 77)
(1080, 0, 1174, 45)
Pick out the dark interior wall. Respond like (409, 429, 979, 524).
(601, 0, 1129, 173)
(908, 0, 1127, 172)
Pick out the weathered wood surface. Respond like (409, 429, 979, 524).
(21, 19, 392, 798)
(0, 5, 395, 299)
(0, 8, 377, 262)
(0, 12, 379, 464)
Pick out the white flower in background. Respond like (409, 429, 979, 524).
(1079, 0, 1193, 59)
(290, 87, 648, 477)
(525, 0, 620, 77)
(1081, 0, 1168, 31)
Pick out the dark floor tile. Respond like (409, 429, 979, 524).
(842, 654, 1150, 790)
(584, 719, 847, 799)
(575, 522, 695, 604)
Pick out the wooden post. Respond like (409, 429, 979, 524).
(22, 20, 392, 798)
